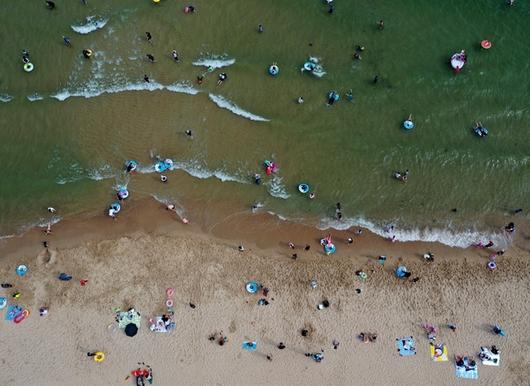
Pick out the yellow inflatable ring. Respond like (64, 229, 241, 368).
(153, 0, 160, 3)
(24, 62, 34, 72)
(94, 352, 105, 363)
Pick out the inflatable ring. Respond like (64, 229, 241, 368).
(153, 0, 160, 3)
(83, 49, 93, 59)
(403, 120, 414, 130)
(23, 62, 34, 73)
(117, 189, 129, 200)
(166, 287, 175, 298)
(166, 299, 174, 308)
(268, 65, 279, 76)
(16, 264, 28, 277)
(298, 183, 310, 194)
(0, 297, 7, 310)
(481, 40, 492, 49)
(324, 243, 336, 255)
(487, 261, 497, 270)
(245, 281, 259, 294)
(94, 352, 105, 363)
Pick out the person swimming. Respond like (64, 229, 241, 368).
(144, 74, 150, 83)
(171, 50, 179, 62)
(22, 50, 30, 63)
(258, 24, 264, 33)
(217, 73, 228, 85)
(62, 36, 71, 47)
(254, 174, 262, 185)
(146, 54, 155, 62)
(146, 32, 152, 42)
(45, 1, 56, 9)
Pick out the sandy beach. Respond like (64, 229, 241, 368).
(1, 200, 529, 386)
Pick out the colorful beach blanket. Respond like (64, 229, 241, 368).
(455, 357, 478, 379)
(396, 336, 416, 356)
(5, 304, 23, 321)
(430, 343, 448, 362)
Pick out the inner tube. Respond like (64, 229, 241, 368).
(94, 352, 105, 363)
(268, 65, 279, 76)
(0, 297, 6, 310)
(327, 91, 339, 105)
(245, 281, 259, 294)
(117, 188, 129, 200)
(153, 0, 160, 3)
(154, 159, 173, 173)
(23, 62, 34, 72)
(324, 243, 336, 255)
(82, 49, 93, 59)
(481, 40, 492, 49)
(125, 160, 138, 173)
(166, 299, 174, 307)
(16, 265, 28, 277)
(487, 261, 497, 270)
(480, 127, 489, 136)
(298, 183, 310, 194)
(303, 62, 316, 71)
(166, 287, 175, 298)
(450, 51, 466, 71)
(403, 120, 414, 130)
(110, 202, 121, 212)
(14, 309, 30, 324)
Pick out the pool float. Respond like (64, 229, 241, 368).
(450, 50, 466, 72)
(153, 0, 160, 3)
(14, 309, 30, 324)
(83, 49, 93, 59)
(403, 115, 414, 130)
(481, 40, 492, 49)
(125, 160, 138, 173)
(303, 61, 316, 71)
(166, 299, 174, 307)
(117, 188, 129, 200)
(94, 352, 105, 363)
(166, 287, 175, 298)
(487, 261, 497, 271)
(395, 266, 409, 278)
(268, 64, 279, 76)
(16, 264, 28, 277)
(0, 297, 6, 310)
(324, 243, 336, 255)
(108, 202, 121, 217)
(473, 123, 488, 137)
(23, 62, 34, 72)
(245, 281, 259, 294)
(301, 57, 326, 77)
(154, 158, 173, 173)
(298, 183, 309, 194)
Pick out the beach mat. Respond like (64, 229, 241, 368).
(455, 357, 478, 379)
(430, 343, 448, 362)
(396, 337, 416, 356)
(479, 347, 500, 366)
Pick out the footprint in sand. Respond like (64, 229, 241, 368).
(37, 248, 57, 267)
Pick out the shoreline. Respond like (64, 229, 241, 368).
(2, 194, 526, 265)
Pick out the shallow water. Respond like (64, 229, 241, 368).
(0, 0, 529, 246)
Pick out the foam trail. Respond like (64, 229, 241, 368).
(265, 175, 290, 199)
(208, 94, 269, 122)
(317, 216, 509, 249)
(52, 81, 198, 101)
(0, 93, 13, 103)
(27, 93, 44, 102)
(192, 55, 235, 69)
(138, 159, 247, 184)
(71, 16, 108, 34)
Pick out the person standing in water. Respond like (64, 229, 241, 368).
(258, 24, 264, 33)
(378, 20, 384, 30)
(146, 54, 155, 62)
(62, 36, 71, 47)
(171, 50, 179, 62)
(146, 32, 152, 43)
(45, 1, 56, 9)
(144, 74, 150, 83)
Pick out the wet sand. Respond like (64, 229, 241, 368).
(1, 198, 530, 385)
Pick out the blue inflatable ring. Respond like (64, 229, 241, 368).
(298, 183, 310, 194)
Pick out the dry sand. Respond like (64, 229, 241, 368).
(1, 201, 530, 386)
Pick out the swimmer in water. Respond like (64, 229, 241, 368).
(309, 192, 315, 199)
(171, 50, 179, 62)
(185, 129, 193, 139)
(144, 74, 150, 83)
(146, 54, 155, 62)
(217, 73, 227, 85)
(297, 96, 304, 104)
(258, 24, 264, 33)
(346, 89, 354, 101)
(146, 32, 152, 42)
(22, 50, 30, 63)
(254, 174, 262, 185)
(161, 175, 168, 183)
(62, 36, 72, 47)
(45, 1, 56, 9)
(47, 207, 56, 213)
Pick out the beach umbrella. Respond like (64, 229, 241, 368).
(125, 323, 138, 337)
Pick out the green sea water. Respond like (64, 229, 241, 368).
(0, 0, 529, 246)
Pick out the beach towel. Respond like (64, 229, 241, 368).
(5, 304, 23, 321)
(430, 343, 448, 362)
(479, 347, 500, 366)
(116, 309, 141, 329)
(149, 316, 175, 333)
(455, 357, 478, 379)
(396, 337, 416, 356)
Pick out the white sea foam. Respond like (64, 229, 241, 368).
(51, 81, 198, 101)
(27, 93, 44, 102)
(0, 93, 13, 102)
(208, 94, 269, 122)
(265, 175, 290, 199)
(138, 159, 247, 184)
(56, 163, 115, 185)
(317, 216, 509, 249)
(71, 16, 108, 34)
(192, 55, 235, 69)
